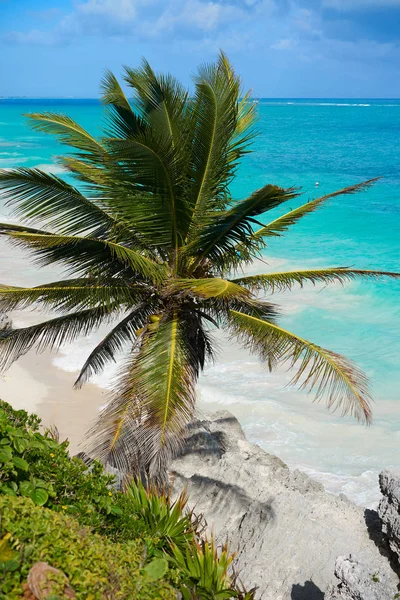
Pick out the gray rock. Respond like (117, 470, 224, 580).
(171, 411, 399, 600)
(325, 556, 399, 600)
(378, 470, 400, 564)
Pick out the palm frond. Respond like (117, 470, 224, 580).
(0, 222, 55, 236)
(251, 179, 379, 243)
(170, 277, 251, 300)
(86, 311, 211, 477)
(186, 184, 298, 269)
(232, 267, 400, 293)
(26, 112, 106, 159)
(122, 61, 193, 252)
(58, 157, 110, 187)
(0, 306, 116, 373)
(101, 69, 133, 112)
(185, 53, 245, 239)
(106, 136, 182, 250)
(229, 310, 372, 423)
(123, 59, 189, 147)
(101, 69, 148, 140)
(0, 279, 150, 312)
(236, 89, 258, 136)
(0, 168, 115, 236)
(74, 298, 159, 388)
(0, 231, 166, 282)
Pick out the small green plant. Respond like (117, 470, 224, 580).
(126, 478, 198, 553)
(170, 538, 241, 600)
(372, 572, 380, 583)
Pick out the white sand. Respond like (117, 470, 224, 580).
(0, 350, 105, 454)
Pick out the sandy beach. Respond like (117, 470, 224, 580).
(0, 349, 105, 454)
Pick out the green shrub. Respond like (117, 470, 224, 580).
(0, 402, 256, 599)
(0, 495, 176, 599)
(0, 400, 144, 538)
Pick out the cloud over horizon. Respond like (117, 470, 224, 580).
(0, 0, 399, 97)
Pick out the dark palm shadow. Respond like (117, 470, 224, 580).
(172, 472, 275, 523)
(291, 581, 324, 600)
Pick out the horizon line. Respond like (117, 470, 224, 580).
(1, 96, 400, 101)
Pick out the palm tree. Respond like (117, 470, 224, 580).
(0, 53, 398, 479)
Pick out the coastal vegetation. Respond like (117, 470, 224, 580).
(0, 400, 253, 599)
(0, 53, 399, 480)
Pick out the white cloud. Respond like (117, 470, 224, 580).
(271, 38, 297, 50)
(4, 0, 254, 44)
(58, 0, 141, 37)
(77, 0, 137, 22)
(323, 0, 400, 9)
(150, 0, 242, 34)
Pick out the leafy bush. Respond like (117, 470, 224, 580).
(0, 401, 255, 598)
(0, 400, 141, 537)
(0, 495, 176, 599)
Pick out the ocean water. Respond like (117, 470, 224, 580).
(0, 98, 399, 506)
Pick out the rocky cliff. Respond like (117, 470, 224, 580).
(171, 411, 400, 600)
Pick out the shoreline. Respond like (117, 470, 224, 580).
(0, 349, 105, 455)
(0, 343, 390, 508)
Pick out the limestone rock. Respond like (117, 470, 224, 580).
(325, 555, 399, 600)
(378, 469, 400, 563)
(171, 411, 399, 600)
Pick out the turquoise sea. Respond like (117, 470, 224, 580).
(0, 98, 399, 506)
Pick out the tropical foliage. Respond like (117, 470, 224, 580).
(0, 53, 398, 478)
(0, 402, 254, 599)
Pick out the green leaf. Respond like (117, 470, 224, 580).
(19, 481, 35, 496)
(109, 505, 123, 515)
(0, 446, 13, 462)
(33, 478, 50, 489)
(13, 436, 28, 454)
(30, 488, 49, 506)
(1, 231, 166, 283)
(186, 184, 298, 269)
(0, 558, 20, 572)
(29, 439, 46, 450)
(87, 312, 201, 474)
(143, 558, 168, 581)
(74, 299, 159, 389)
(0, 486, 17, 497)
(13, 456, 29, 471)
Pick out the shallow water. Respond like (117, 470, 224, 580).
(0, 98, 399, 506)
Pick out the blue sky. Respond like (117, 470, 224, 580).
(0, 0, 399, 97)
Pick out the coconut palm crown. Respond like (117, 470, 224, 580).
(0, 53, 398, 478)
